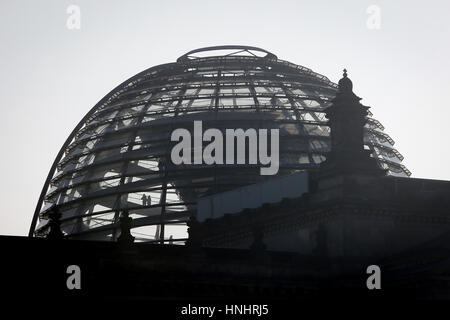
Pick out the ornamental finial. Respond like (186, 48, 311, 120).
(338, 68, 352, 93)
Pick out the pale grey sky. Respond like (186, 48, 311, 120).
(1, 0, 449, 236)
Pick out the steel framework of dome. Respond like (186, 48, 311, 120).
(29, 45, 411, 243)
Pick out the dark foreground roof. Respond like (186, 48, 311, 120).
(2, 233, 450, 305)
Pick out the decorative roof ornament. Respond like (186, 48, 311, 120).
(118, 210, 135, 245)
(338, 68, 353, 93)
(46, 207, 64, 240)
(319, 69, 387, 177)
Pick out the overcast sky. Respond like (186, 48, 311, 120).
(1, 0, 449, 236)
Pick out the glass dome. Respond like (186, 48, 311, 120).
(30, 46, 410, 242)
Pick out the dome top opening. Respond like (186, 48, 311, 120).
(177, 45, 277, 62)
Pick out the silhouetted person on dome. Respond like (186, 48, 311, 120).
(141, 194, 147, 206)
